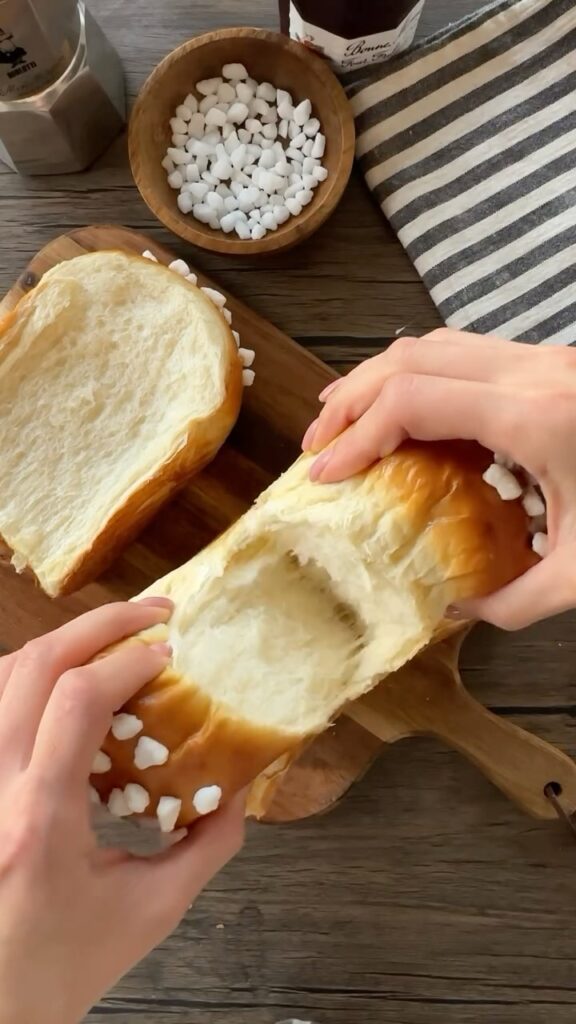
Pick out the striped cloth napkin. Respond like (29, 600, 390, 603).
(350, 0, 576, 346)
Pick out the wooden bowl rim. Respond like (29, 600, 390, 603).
(128, 25, 356, 256)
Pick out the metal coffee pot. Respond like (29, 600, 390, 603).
(0, 0, 125, 174)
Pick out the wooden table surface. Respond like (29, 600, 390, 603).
(2, 2, 576, 1022)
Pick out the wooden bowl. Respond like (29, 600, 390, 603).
(129, 27, 355, 255)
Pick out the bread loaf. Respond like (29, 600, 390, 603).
(91, 440, 536, 830)
(0, 251, 243, 596)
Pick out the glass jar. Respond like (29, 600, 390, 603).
(279, 0, 425, 72)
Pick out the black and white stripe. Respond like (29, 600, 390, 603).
(351, 0, 576, 345)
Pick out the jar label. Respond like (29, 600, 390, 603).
(288, 0, 425, 71)
(0, 0, 65, 99)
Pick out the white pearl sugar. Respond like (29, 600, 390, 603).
(162, 64, 328, 241)
(532, 531, 549, 558)
(111, 713, 143, 741)
(482, 463, 522, 501)
(108, 788, 131, 818)
(134, 735, 169, 770)
(92, 750, 111, 774)
(522, 487, 546, 518)
(157, 795, 182, 833)
(124, 782, 150, 814)
(483, 453, 549, 555)
(192, 785, 222, 816)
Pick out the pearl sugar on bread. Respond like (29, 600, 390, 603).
(142, 250, 256, 386)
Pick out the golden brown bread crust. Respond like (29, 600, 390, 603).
(0, 251, 244, 597)
(0, 306, 18, 343)
(379, 440, 538, 601)
(91, 440, 537, 830)
(91, 632, 301, 826)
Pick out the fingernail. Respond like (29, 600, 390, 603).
(319, 379, 341, 402)
(302, 418, 319, 451)
(310, 449, 333, 482)
(149, 642, 173, 658)
(445, 605, 465, 620)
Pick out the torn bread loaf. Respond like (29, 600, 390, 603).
(91, 441, 536, 830)
(0, 250, 243, 596)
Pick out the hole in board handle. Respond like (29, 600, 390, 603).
(543, 781, 576, 840)
(545, 781, 563, 797)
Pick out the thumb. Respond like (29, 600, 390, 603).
(131, 790, 247, 929)
(457, 545, 576, 630)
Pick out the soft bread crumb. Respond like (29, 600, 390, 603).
(141, 251, 254, 387)
(154, 446, 537, 739)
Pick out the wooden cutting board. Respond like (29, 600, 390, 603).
(2, 224, 576, 828)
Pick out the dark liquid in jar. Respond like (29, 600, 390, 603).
(279, 0, 425, 71)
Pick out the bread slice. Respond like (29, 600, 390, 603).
(92, 441, 536, 830)
(0, 251, 243, 596)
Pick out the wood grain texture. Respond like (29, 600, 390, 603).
(259, 626, 576, 825)
(2, 2, 576, 1023)
(129, 27, 355, 254)
(349, 631, 576, 822)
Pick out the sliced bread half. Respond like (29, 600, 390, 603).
(0, 250, 243, 596)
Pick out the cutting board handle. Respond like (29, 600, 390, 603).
(348, 634, 576, 821)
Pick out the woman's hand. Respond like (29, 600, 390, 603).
(302, 329, 576, 630)
(0, 600, 245, 1024)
